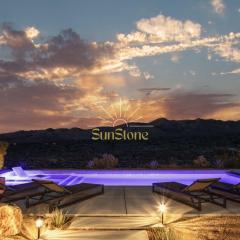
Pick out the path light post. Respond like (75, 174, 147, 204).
(158, 203, 166, 225)
(35, 216, 44, 239)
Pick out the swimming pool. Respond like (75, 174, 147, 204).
(0, 169, 239, 186)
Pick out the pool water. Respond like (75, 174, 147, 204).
(0, 169, 239, 186)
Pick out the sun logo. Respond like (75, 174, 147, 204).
(97, 98, 143, 127)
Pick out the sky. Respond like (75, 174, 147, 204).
(0, 0, 240, 133)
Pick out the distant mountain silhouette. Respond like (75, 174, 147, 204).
(1, 118, 239, 143)
(1, 118, 240, 169)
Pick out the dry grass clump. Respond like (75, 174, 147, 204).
(147, 216, 240, 240)
(147, 227, 180, 240)
(170, 216, 240, 240)
(48, 208, 73, 229)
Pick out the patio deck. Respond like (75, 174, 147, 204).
(41, 230, 149, 240)
(22, 186, 240, 218)
(9, 186, 240, 240)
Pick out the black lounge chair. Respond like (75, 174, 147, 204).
(210, 181, 240, 203)
(28, 179, 104, 210)
(0, 181, 43, 198)
(0, 182, 48, 203)
(152, 178, 227, 211)
(1, 181, 40, 192)
(227, 170, 240, 177)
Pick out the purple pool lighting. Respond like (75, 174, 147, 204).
(0, 169, 240, 186)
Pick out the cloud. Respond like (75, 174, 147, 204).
(139, 87, 171, 92)
(115, 30, 240, 64)
(0, 72, 126, 132)
(213, 40, 240, 62)
(0, 26, 115, 81)
(37, 29, 113, 69)
(0, 23, 35, 59)
(171, 54, 180, 63)
(114, 14, 240, 76)
(136, 90, 239, 121)
(1, 17, 240, 84)
(24, 26, 39, 40)
(117, 14, 202, 46)
(220, 68, 240, 75)
(0, 65, 127, 129)
(136, 14, 202, 42)
(161, 91, 236, 119)
(123, 63, 141, 78)
(138, 87, 171, 97)
(189, 70, 196, 76)
(1, 14, 240, 132)
(211, 0, 225, 15)
(0, 74, 84, 132)
(211, 105, 240, 120)
(207, 54, 212, 60)
(143, 71, 154, 80)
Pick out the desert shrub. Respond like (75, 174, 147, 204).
(168, 162, 180, 169)
(148, 160, 159, 169)
(87, 160, 94, 168)
(193, 155, 211, 168)
(88, 153, 118, 169)
(49, 208, 72, 229)
(196, 217, 234, 240)
(218, 149, 240, 168)
(0, 142, 9, 169)
(214, 158, 224, 168)
(159, 163, 180, 169)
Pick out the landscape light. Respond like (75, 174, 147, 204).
(35, 216, 44, 239)
(158, 203, 166, 225)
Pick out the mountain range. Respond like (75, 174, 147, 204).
(1, 118, 240, 169)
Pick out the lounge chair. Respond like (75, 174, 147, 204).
(7, 167, 82, 186)
(0, 183, 48, 205)
(210, 181, 240, 203)
(152, 178, 227, 211)
(12, 167, 29, 179)
(227, 169, 240, 177)
(28, 179, 104, 210)
(5, 167, 42, 182)
(0, 181, 40, 194)
(0, 181, 45, 201)
(1, 180, 104, 211)
(59, 174, 84, 186)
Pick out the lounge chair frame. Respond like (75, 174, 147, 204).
(152, 181, 227, 211)
(26, 181, 104, 210)
(0, 181, 104, 211)
(211, 182, 240, 203)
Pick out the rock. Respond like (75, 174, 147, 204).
(2, 236, 26, 240)
(0, 204, 23, 237)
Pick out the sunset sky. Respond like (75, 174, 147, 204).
(0, 0, 240, 133)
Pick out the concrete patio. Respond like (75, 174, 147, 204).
(24, 186, 240, 220)
(40, 230, 149, 240)
(12, 186, 240, 240)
